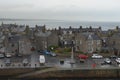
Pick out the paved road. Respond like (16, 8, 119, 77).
(0, 52, 120, 69)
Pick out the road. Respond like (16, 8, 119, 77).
(0, 52, 120, 69)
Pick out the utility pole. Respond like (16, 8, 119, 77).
(70, 46, 75, 71)
(70, 47, 75, 63)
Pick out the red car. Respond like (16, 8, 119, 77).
(78, 54, 88, 59)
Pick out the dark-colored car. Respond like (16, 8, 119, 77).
(0, 53, 5, 58)
(109, 55, 117, 59)
(5, 59, 11, 66)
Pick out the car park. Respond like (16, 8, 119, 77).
(91, 54, 103, 59)
(104, 58, 112, 64)
(115, 58, 120, 64)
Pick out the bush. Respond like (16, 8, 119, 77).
(76, 51, 87, 54)
(63, 48, 71, 52)
(48, 45, 58, 51)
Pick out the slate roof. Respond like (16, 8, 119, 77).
(82, 32, 101, 40)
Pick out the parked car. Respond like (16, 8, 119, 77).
(79, 58, 85, 63)
(91, 54, 103, 59)
(37, 50, 43, 53)
(78, 54, 88, 63)
(5, 59, 11, 66)
(115, 58, 120, 64)
(43, 50, 51, 55)
(17, 54, 22, 57)
(39, 55, 45, 65)
(104, 58, 112, 64)
(109, 55, 117, 59)
(49, 52, 57, 57)
(78, 54, 88, 59)
(22, 59, 29, 66)
(0, 53, 5, 58)
(42, 50, 56, 57)
(5, 53, 12, 58)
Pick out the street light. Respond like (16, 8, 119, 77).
(70, 40, 75, 70)
(70, 46, 75, 64)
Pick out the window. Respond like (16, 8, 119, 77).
(80, 40, 82, 44)
(60, 36, 63, 40)
(113, 41, 115, 45)
(76, 40, 78, 44)
(88, 46, 93, 53)
(11, 44, 14, 47)
(97, 40, 100, 45)
(88, 40, 93, 45)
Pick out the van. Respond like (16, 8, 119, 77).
(39, 55, 45, 64)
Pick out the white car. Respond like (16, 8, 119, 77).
(0, 53, 4, 58)
(23, 59, 29, 66)
(5, 53, 12, 58)
(92, 54, 103, 59)
(115, 58, 120, 64)
(39, 55, 45, 64)
(104, 58, 111, 64)
(50, 52, 57, 57)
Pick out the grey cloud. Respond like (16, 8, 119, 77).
(0, 4, 34, 11)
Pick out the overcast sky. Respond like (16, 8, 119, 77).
(0, 0, 120, 21)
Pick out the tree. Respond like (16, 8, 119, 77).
(25, 25, 30, 36)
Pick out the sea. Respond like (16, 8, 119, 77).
(0, 20, 120, 30)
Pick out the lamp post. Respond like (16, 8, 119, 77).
(70, 40, 75, 70)
(70, 46, 75, 64)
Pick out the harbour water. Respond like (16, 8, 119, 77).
(0, 20, 120, 30)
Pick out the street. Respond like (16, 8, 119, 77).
(0, 52, 120, 69)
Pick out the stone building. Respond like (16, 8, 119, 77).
(6, 35, 32, 56)
(75, 32, 102, 53)
(108, 33, 120, 56)
(34, 25, 58, 50)
(58, 26, 102, 48)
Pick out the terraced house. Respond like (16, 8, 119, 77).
(34, 25, 58, 50)
(1, 23, 120, 56)
(75, 32, 102, 53)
